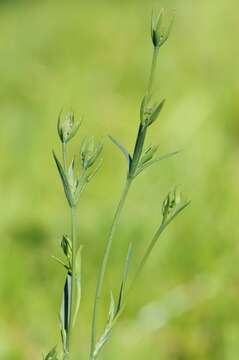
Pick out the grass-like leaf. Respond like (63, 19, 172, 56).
(73, 247, 82, 327)
(93, 291, 116, 359)
(109, 135, 132, 172)
(116, 243, 132, 314)
(53, 151, 75, 207)
(52, 255, 69, 271)
(147, 99, 165, 127)
(135, 150, 179, 177)
(60, 273, 72, 350)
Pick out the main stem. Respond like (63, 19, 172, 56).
(62, 142, 77, 359)
(66, 205, 77, 357)
(89, 44, 160, 360)
(90, 179, 132, 359)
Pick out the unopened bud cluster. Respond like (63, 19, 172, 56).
(57, 111, 81, 144)
(80, 136, 103, 170)
(61, 234, 72, 269)
(140, 97, 165, 128)
(162, 188, 181, 223)
(140, 144, 158, 165)
(151, 9, 174, 48)
(54, 111, 103, 208)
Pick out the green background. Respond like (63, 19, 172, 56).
(0, 0, 238, 359)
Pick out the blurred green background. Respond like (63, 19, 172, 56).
(0, 0, 238, 359)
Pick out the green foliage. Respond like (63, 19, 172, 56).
(109, 135, 132, 172)
(88, 9, 188, 360)
(53, 151, 75, 208)
(46, 10, 189, 360)
(52, 111, 102, 358)
(3, 1, 236, 359)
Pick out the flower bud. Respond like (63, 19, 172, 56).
(140, 144, 158, 165)
(80, 136, 103, 170)
(140, 97, 165, 128)
(61, 234, 72, 263)
(162, 188, 181, 222)
(57, 111, 80, 144)
(151, 9, 174, 48)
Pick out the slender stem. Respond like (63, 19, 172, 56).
(66, 205, 77, 356)
(89, 179, 132, 359)
(147, 46, 159, 102)
(132, 203, 190, 289)
(62, 140, 76, 357)
(89, 41, 160, 360)
(92, 222, 167, 359)
(131, 223, 165, 289)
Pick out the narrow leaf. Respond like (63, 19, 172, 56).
(68, 158, 75, 188)
(147, 99, 165, 127)
(93, 326, 112, 359)
(52, 255, 69, 271)
(93, 292, 116, 359)
(53, 151, 75, 207)
(57, 109, 63, 142)
(140, 144, 159, 165)
(161, 14, 175, 46)
(135, 150, 179, 177)
(108, 292, 115, 323)
(60, 273, 72, 337)
(73, 247, 82, 326)
(86, 158, 103, 183)
(109, 135, 132, 171)
(140, 96, 147, 123)
(116, 243, 133, 314)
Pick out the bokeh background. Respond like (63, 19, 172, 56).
(0, 0, 238, 359)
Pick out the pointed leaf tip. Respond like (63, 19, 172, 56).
(109, 135, 132, 172)
(53, 151, 75, 207)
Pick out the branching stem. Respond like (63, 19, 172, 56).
(89, 38, 161, 360)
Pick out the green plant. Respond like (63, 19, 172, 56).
(43, 9, 189, 360)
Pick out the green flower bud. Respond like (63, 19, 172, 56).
(80, 136, 103, 170)
(140, 144, 158, 165)
(140, 97, 165, 128)
(61, 234, 72, 263)
(162, 188, 181, 222)
(151, 9, 174, 48)
(57, 111, 80, 143)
